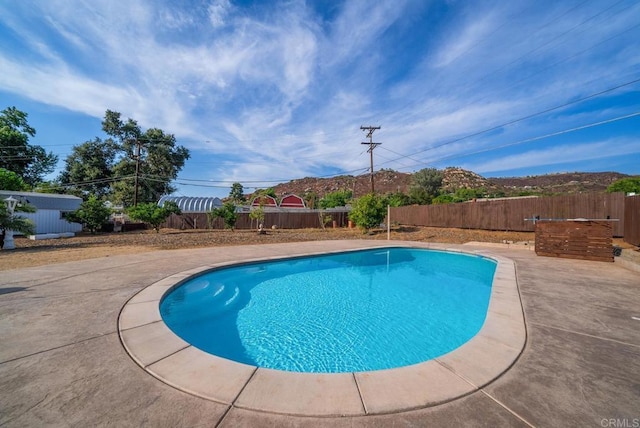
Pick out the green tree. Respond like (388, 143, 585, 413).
(127, 201, 181, 232)
(318, 190, 352, 209)
(66, 195, 112, 234)
(349, 193, 387, 232)
(302, 190, 319, 209)
(409, 168, 443, 204)
(0, 168, 28, 191)
(209, 202, 238, 230)
(249, 206, 265, 230)
(229, 183, 246, 204)
(101, 110, 190, 206)
(385, 191, 411, 207)
(1, 199, 36, 247)
(59, 137, 118, 199)
(432, 194, 454, 204)
(451, 187, 484, 202)
(0, 107, 58, 186)
(607, 177, 640, 194)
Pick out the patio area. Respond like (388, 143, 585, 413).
(1, 240, 639, 427)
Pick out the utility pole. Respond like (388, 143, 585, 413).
(360, 125, 381, 194)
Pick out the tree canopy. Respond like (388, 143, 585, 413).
(0, 168, 28, 191)
(409, 168, 443, 204)
(0, 107, 57, 186)
(58, 110, 190, 205)
(318, 190, 352, 209)
(59, 137, 117, 198)
(229, 182, 246, 203)
(607, 177, 640, 194)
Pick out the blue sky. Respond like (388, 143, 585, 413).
(1, 0, 639, 198)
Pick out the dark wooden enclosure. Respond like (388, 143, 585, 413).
(535, 220, 613, 262)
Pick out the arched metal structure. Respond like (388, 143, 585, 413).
(158, 196, 223, 213)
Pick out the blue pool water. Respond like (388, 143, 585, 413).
(160, 248, 496, 373)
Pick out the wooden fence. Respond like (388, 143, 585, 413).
(535, 221, 613, 262)
(624, 194, 640, 246)
(163, 210, 350, 230)
(389, 193, 626, 237)
(159, 193, 639, 243)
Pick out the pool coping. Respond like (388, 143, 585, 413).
(117, 242, 526, 417)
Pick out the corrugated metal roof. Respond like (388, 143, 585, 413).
(0, 190, 82, 211)
(158, 196, 223, 212)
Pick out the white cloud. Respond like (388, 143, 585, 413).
(208, 0, 232, 29)
(433, 11, 496, 68)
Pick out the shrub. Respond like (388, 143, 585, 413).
(66, 195, 111, 234)
(349, 193, 387, 232)
(319, 190, 352, 209)
(127, 201, 181, 232)
(209, 202, 238, 230)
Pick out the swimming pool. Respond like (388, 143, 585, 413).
(160, 248, 496, 373)
(119, 242, 525, 415)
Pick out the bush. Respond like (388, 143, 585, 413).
(127, 201, 181, 232)
(209, 202, 238, 230)
(319, 190, 352, 209)
(349, 193, 387, 232)
(66, 195, 111, 234)
(432, 194, 454, 204)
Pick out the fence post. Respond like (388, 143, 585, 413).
(387, 205, 391, 240)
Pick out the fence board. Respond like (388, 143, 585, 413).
(390, 193, 625, 237)
(624, 195, 640, 246)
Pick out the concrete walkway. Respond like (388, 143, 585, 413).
(1, 240, 639, 427)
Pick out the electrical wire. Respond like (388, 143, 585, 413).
(388, 110, 640, 172)
(376, 76, 640, 167)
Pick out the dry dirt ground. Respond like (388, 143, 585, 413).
(0, 226, 539, 271)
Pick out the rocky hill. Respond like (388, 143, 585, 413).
(264, 168, 629, 200)
(488, 171, 628, 195)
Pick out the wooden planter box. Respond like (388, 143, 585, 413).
(535, 220, 613, 262)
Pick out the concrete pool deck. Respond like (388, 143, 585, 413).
(1, 240, 639, 426)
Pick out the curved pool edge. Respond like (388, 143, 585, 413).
(117, 241, 526, 417)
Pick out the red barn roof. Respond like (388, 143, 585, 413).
(279, 194, 306, 208)
(251, 195, 278, 207)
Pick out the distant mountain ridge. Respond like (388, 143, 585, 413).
(266, 168, 629, 200)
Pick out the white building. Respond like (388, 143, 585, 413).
(1, 190, 82, 235)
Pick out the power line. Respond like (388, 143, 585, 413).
(377, 76, 640, 168)
(425, 111, 640, 166)
(391, 110, 640, 172)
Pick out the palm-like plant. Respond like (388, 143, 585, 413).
(1, 199, 36, 245)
